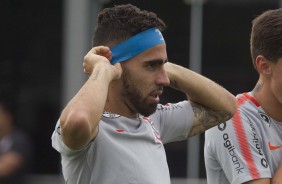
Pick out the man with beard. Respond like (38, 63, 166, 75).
(52, 4, 237, 184)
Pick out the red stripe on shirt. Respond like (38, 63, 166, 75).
(243, 93, 260, 107)
(232, 95, 260, 179)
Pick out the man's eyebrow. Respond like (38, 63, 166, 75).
(143, 58, 168, 64)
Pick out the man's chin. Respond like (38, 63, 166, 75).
(139, 104, 157, 117)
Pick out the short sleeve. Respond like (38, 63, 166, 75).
(150, 101, 194, 144)
(51, 119, 87, 157)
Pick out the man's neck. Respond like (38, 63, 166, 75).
(253, 83, 282, 122)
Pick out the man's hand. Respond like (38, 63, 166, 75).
(83, 46, 122, 81)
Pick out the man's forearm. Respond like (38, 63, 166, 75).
(164, 62, 237, 117)
(272, 160, 282, 184)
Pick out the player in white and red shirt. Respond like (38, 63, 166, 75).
(205, 92, 282, 183)
(204, 9, 282, 184)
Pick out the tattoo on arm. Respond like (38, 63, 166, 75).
(188, 102, 232, 137)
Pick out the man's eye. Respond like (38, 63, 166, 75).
(148, 64, 155, 68)
(146, 63, 157, 70)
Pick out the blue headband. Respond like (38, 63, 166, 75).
(110, 27, 165, 64)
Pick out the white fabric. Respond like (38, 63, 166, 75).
(52, 101, 194, 184)
(205, 92, 282, 184)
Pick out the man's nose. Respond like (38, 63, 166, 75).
(156, 68, 170, 86)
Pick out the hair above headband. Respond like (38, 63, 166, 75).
(110, 27, 165, 64)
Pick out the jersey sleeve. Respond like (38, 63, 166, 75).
(205, 109, 271, 184)
(51, 119, 87, 157)
(150, 101, 194, 144)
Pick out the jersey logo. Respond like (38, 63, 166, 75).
(258, 112, 271, 127)
(261, 158, 268, 168)
(103, 111, 121, 118)
(268, 142, 282, 151)
(56, 126, 61, 135)
(218, 122, 226, 131)
(157, 103, 183, 111)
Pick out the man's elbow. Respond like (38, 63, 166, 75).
(60, 111, 94, 150)
(227, 95, 238, 119)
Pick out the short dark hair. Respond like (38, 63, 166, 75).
(250, 9, 282, 70)
(92, 4, 166, 47)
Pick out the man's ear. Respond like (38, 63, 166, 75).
(255, 55, 271, 75)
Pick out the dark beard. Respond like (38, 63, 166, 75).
(122, 71, 157, 117)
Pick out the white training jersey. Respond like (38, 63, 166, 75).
(204, 92, 282, 184)
(52, 101, 194, 184)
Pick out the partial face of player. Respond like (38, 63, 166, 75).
(270, 57, 282, 105)
(120, 44, 169, 117)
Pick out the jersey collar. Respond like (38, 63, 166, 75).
(243, 92, 260, 107)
